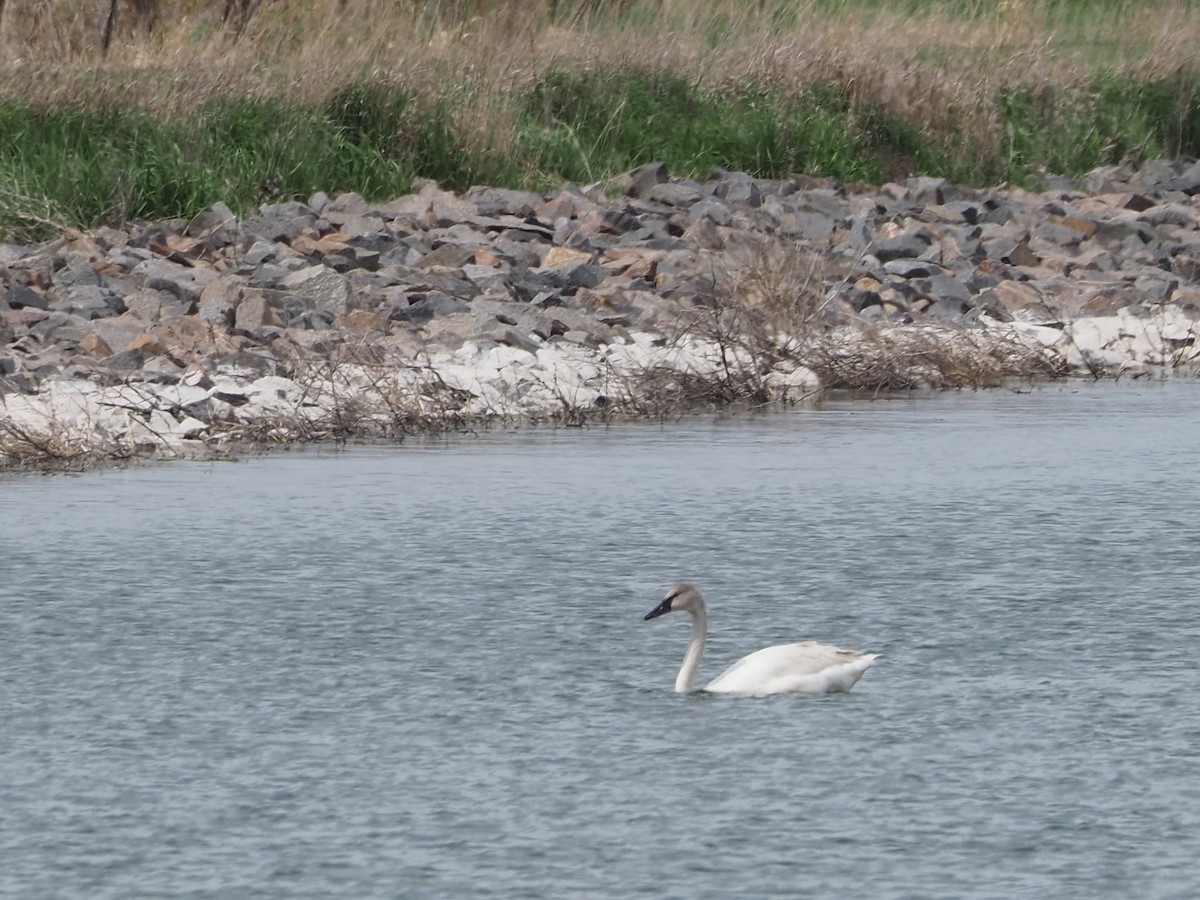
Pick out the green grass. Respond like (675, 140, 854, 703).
(2, 67, 1199, 238)
(519, 72, 885, 183)
(999, 71, 1200, 176)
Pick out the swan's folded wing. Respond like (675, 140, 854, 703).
(705, 641, 876, 694)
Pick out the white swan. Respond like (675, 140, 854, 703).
(644, 583, 878, 695)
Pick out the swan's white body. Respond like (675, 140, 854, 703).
(644, 583, 877, 695)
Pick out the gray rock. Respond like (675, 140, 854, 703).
(647, 182, 707, 207)
(906, 176, 962, 206)
(530, 263, 601, 292)
(29, 311, 92, 344)
(198, 295, 237, 327)
(308, 191, 330, 214)
(1033, 221, 1087, 247)
(849, 216, 874, 252)
(185, 202, 238, 249)
(1133, 273, 1178, 303)
(415, 244, 478, 269)
(873, 233, 932, 262)
(923, 274, 974, 304)
(53, 285, 127, 320)
(464, 186, 545, 217)
(616, 162, 669, 198)
(391, 293, 470, 323)
(883, 259, 943, 278)
(687, 198, 733, 227)
(245, 264, 292, 288)
(132, 259, 220, 305)
(983, 235, 1039, 267)
(6, 283, 49, 311)
(278, 266, 352, 315)
(1157, 160, 1200, 195)
(241, 202, 318, 242)
(784, 211, 836, 242)
(480, 323, 541, 355)
(52, 263, 103, 289)
(714, 175, 762, 208)
(104, 348, 147, 372)
(925, 294, 974, 320)
(242, 241, 277, 265)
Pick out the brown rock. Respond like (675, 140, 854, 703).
(1050, 214, 1099, 239)
(123, 290, 166, 322)
(292, 233, 351, 258)
(2, 308, 49, 328)
(622, 256, 658, 281)
(126, 333, 169, 356)
(1108, 192, 1156, 212)
(148, 315, 228, 364)
(473, 248, 504, 268)
(991, 280, 1045, 312)
(235, 293, 283, 331)
(77, 333, 113, 358)
(542, 246, 593, 268)
(336, 309, 390, 336)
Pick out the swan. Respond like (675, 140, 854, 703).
(644, 583, 878, 695)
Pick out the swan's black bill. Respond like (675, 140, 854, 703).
(644, 598, 673, 620)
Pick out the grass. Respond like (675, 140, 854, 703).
(1, 1, 1199, 235)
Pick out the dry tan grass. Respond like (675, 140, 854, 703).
(2, 1, 1196, 109)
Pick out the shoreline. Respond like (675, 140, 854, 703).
(3, 160, 1200, 469)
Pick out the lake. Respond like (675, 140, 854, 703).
(3, 380, 1199, 898)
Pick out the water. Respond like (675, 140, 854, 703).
(3, 381, 1199, 898)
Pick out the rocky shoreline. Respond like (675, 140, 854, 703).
(3, 159, 1200, 466)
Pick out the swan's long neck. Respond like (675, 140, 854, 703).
(676, 605, 708, 693)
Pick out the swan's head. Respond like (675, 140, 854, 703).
(644, 582, 704, 620)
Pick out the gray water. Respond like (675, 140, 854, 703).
(3, 381, 1200, 898)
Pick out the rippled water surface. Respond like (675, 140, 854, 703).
(4, 381, 1200, 898)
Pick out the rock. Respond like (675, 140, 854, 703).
(6, 283, 49, 311)
(781, 211, 835, 241)
(75, 333, 112, 357)
(542, 246, 593, 267)
(464, 186, 544, 217)
(242, 241, 278, 266)
(132, 259, 220, 306)
(883, 259, 943, 278)
(615, 162, 669, 198)
(714, 175, 763, 208)
(235, 293, 283, 331)
(2, 307, 49, 330)
(29, 312, 92, 344)
(647, 181, 707, 207)
(391, 292, 470, 323)
(241, 201, 318, 242)
(336, 309, 390, 336)
(873, 232, 932, 262)
(985, 235, 1040, 267)
(53, 285, 127, 319)
(198, 292, 237, 328)
(987, 281, 1046, 314)
(126, 333, 170, 357)
(148, 316, 225, 364)
(687, 198, 733, 227)
(414, 244, 478, 269)
(278, 266, 352, 315)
